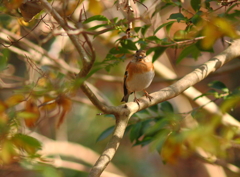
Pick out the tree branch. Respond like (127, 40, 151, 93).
(39, 1, 240, 176)
(89, 38, 240, 177)
(39, 0, 116, 114)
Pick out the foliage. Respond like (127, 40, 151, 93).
(1, 0, 240, 176)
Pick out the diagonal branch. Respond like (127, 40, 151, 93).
(89, 38, 240, 177)
(39, 1, 240, 177)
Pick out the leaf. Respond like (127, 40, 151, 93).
(96, 126, 115, 142)
(141, 25, 150, 36)
(5, 94, 24, 107)
(220, 95, 240, 113)
(134, 27, 141, 33)
(168, 13, 187, 23)
(177, 44, 200, 63)
(88, 24, 108, 31)
(83, 15, 109, 24)
(146, 36, 161, 43)
(191, 0, 201, 12)
(12, 133, 42, 154)
(173, 30, 189, 41)
(154, 21, 175, 34)
(0, 49, 9, 71)
(190, 12, 202, 25)
(149, 129, 171, 152)
(148, 104, 159, 113)
(145, 118, 170, 136)
(88, 0, 103, 15)
(134, 137, 153, 147)
(200, 18, 239, 50)
(17, 111, 39, 119)
(147, 47, 166, 62)
(160, 101, 174, 114)
(130, 122, 142, 142)
(120, 39, 138, 50)
(208, 81, 229, 93)
(195, 40, 214, 52)
(0, 140, 16, 164)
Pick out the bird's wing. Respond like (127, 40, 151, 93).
(123, 70, 128, 96)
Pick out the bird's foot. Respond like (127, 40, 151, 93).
(134, 97, 141, 106)
(144, 91, 153, 102)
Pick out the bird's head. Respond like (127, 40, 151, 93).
(135, 50, 146, 61)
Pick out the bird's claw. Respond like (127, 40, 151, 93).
(134, 98, 141, 106)
(144, 91, 153, 102)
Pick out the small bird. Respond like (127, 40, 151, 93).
(121, 50, 155, 104)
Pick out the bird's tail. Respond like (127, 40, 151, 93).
(121, 94, 129, 102)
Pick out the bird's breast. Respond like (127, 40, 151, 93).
(126, 70, 155, 92)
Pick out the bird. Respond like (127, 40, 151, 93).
(121, 50, 155, 105)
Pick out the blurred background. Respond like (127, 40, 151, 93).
(1, 0, 240, 177)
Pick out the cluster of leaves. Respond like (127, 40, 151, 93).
(0, 63, 73, 166)
(98, 91, 240, 163)
(0, 95, 41, 164)
(195, 80, 240, 114)
(83, 0, 240, 73)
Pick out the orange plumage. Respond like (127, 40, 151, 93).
(121, 50, 155, 104)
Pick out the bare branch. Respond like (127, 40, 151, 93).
(89, 114, 130, 177)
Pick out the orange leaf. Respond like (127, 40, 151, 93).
(4, 0, 24, 10)
(23, 99, 40, 128)
(56, 95, 72, 128)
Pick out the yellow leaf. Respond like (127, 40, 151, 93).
(5, 94, 24, 107)
(160, 135, 186, 163)
(214, 18, 239, 38)
(201, 22, 222, 49)
(88, 0, 103, 15)
(0, 140, 16, 164)
(200, 18, 239, 49)
(41, 96, 57, 110)
(37, 77, 47, 87)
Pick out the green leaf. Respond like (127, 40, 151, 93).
(149, 129, 171, 151)
(96, 126, 115, 142)
(154, 21, 175, 34)
(195, 40, 214, 52)
(88, 24, 108, 31)
(141, 25, 151, 36)
(208, 81, 229, 93)
(12, 133, 42, 154)
(83, 15, 109, 24)
(109, 47, 130, 54)
(168, 13, 187, 23)
(148, 104, 159, 113)
(120, 39, 138, 50)
(17, 111, 38, 119)
(146, 36, 161, 43)
(160, 101, 174, 113)
(145, 118, 169, 136)
(190, 11, 202, 25)
(130, 122, 142, 142)
(134, 137, 153, 146)
(147, 47, 166, 62)
(0, 49, 9, 71)
(134, 27, 141, 33)
(177, 44, 200, 63)
(191, 0, 201, 12)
